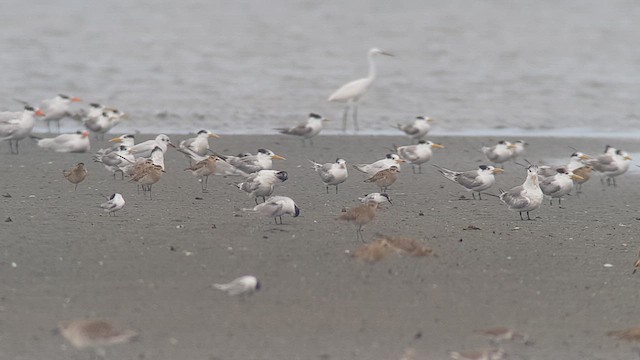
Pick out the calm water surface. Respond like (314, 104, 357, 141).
(1, 0, 639, 136)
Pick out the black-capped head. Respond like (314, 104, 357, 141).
(416, 116, 425, 119)
(418, 140, 426, 144)
(479, 165, 488, 170)
(498, 140, 507, 144)
(570, 152, 578, 157)
(25, 105, 35, 111)
(257, 148, 268, 154)
(124, 134, 135, 139)
(556, 167, 567, 174)
(276, 171, 288, 182)
(385, 154, 394, 159)
(294, 205, 301, 217)
(109, 193, 116, 200)
(76, 130, 83, 134)
(89, 103, 101, 108)
(197, 129, 208, 135)
(59, 94, 70, 99)
(309, 113, 321, 119)
(616, 149, 623, 155)
(102, 112, 108, 117)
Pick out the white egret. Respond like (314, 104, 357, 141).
(328, 48, 393, 132)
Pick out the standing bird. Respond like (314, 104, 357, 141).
(179, 129, 219, 157)
(353, 153, 404, 176)
(434, 164, 503, 200)
(129, 164, 164, 199)
(276, 113, 329, 146)
(184, 155, 218, 192)
(245, 196, 301, 224)
(63, 163, 88, 191)
(224, 149, 286, 174)
(364, 166, 400, 192)
(127, 134, 173, 158)
(539, 168, 583, 205)
(214, 275, 261, 296)
(235, 170, 288, 204)
(499, 165, 543, 220)
(396, 140, 444, 174)
(33, 130, 91, 153)
(482, 141, 515, 167)
(39, 94, 82, 133)
(587, 146, 632, 187)
(93, 145, 135, 179)
(0, 105, 45, 154)
(394, 116, 434, 142)
(84, 108, 126, 139)
(310, 158, 348, 193)
(328, 48, 393, 132)
(338, 201, 379, 242)
(99, 193, 125, 216)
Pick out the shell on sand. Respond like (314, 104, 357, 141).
(58, 319, 138, 349)
(607, 327, 640, 341)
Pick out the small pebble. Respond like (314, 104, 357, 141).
(5, 217, 12, 222)
(603, 263, 613, 268)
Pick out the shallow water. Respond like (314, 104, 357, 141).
(1, 0, 640, 136)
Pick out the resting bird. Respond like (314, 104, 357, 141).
(310, 158, 348, 193)
(214, 275, 261, 296)
(364, 166, 400, 192)
(353, 153, 404, 176)
(499, 165, 543, 220)
(245, 196, 301, 224)
(482, 140, 515, 167)
(434, 164, 503, 200)
(539, 167, 583, 205)
(127, 134, 173, 158)
(225, 149, 286, 174)
(99, 193, 125, 216)
(394, 116, 434, 142)
(63, 162, 88, 191)
(277, 113, 329, 146)
(34, 130, 90, 153)
(184, 155, 218, 192)
(39, 94, 81, 133)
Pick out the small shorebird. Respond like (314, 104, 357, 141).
(179, 129, 219, 156)
(482, 141, 515, 167)
(245, 195, 300, 224)
(33, 130, 90, 153)
(214, 275, 261, 296)
(235, 170, 288, 204)
(394, 116, 434, 142)
(359, 192, 392, 205)
(99, 193, 125, 216)
(129, 163, 164, 199)
(310, 158, 348, 193)
(396, 140, 444, 173)
(499, 165, 543, 220)
(328, 48, 393, 132)
(0, 105, 45, 154)
(337, 201, 379, 242)
(57, 319, 137, 352)
(364, 166, 400, 192)
(63, 163, 87, 191)
(540, 167, 583, 205)
(353, 153, 404, 176)
(38, 94, 82, 133)
(184, 155, 218, 192)
(127, 134, 173, 158)
(607, 327, 640, 342)
(225, 149, 286, 174)
(434, 164, 503, 200)
(277, 113, 329, 146)
(449, 347, 505, 360)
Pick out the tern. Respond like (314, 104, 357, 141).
(179, 130, 219, 157)
(434, 164, 503, 200)
(310, 158, 348, 193)
(396, 140, 444, 174)
(245, 196, 300, 224)
(277, 113, 329, 146)
(394, 116, 434, 142)
(0, 105, 45, 154)
(499, 165, 543, 220)
(353, 153, 404, 176)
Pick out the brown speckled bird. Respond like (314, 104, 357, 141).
(337, 201, 378, 242)
(62, 162, 87, 191)
(184, 155, 217, 192)
(364, 166, 400, 192)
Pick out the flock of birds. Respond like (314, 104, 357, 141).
(1, 48, 637, 359)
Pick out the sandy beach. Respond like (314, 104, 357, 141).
(1, 134, 639, 360)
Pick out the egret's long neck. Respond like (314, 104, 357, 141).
(367, 53, 377, 81)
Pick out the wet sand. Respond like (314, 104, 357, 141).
(1, 134, 640, 360)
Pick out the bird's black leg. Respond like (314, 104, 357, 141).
(74, 183, 78, 191)
(262, 196, 266, 203)
(279, 216, 283, 224)
(559, 197, 562, 206)
(254, 198, 259, 205)
(335, 185, 338, 194)
(472, 192, 476, 200)
(326, 185, 329, 194)
(527, 211, 531, 220)
(613, 178, 617, 187)
(519, 212, 524, 220)
(274, 217, 278, 225)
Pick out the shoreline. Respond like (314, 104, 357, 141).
(1, 134, 639, 360)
